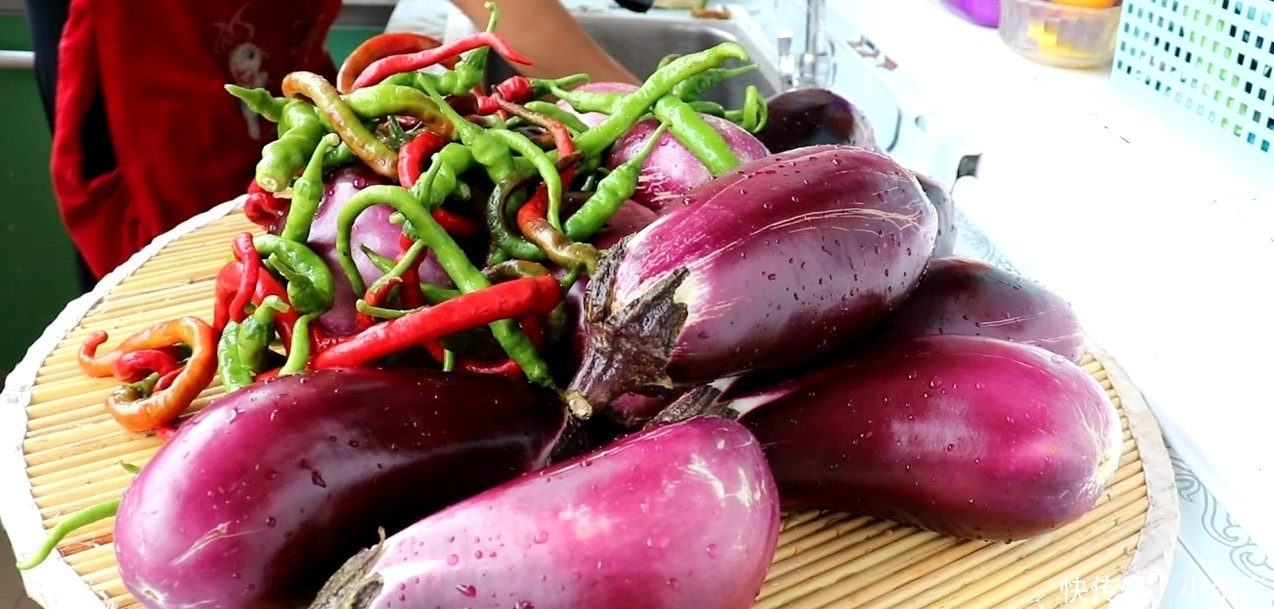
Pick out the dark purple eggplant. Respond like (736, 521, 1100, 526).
(755, 87, 878, 153)
(727, 334, 1122, 541)
(307, 416, 781, 609)
(565, 145, 938, 417)
(911, 170, 958, 258)
(114, 367, 568, 609)
(870, 257, 1086, 362)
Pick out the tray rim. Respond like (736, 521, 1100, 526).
(0, 195, 1178, 609)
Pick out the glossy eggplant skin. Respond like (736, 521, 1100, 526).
(307, 416, 780, 609)
(869, 257, 1086, 363)
(730, 334, 1122, 541)
(755, 87, 878, 153)
(567, 145, 937, 413)
(114, 367, 568, 609)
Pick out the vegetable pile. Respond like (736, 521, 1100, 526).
(19, 5, 1124, 609)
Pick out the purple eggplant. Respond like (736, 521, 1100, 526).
(755, 87, 878, 153)
(869, 257, 1086, 362)
(565, 145, 938, 417)
(727, 334, 1122, 541)
(114, 367, 568, 609)
(911, 170, 958, 258)
(307, 415, 780, 609)
(606, 115, 771, 213)
(270, 166, 454, 336)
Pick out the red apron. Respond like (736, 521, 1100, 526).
(52, 0, 341, 278)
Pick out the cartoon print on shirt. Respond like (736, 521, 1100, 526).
(214, 5, 270, 140)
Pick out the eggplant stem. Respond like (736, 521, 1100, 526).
(567, 240, 690, 417)
(641, 385, 728, 430)
(306, 528, 387, 609)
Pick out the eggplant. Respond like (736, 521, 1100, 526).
(869, 257, 1086, 362)
(605, 115, 771, 213)
(114, 367, 568, 609)
(755, 87, 878, 153)
(269, 166, 454, 336)
(566, 145, 938, 417)
(727, 334, 1122, 541)
(307, 416, 780, 609)
(911, 170, 958, 258)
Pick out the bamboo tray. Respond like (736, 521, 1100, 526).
(1, 199, 1180, 609)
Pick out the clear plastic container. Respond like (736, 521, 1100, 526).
(998, 0, 1121, 69)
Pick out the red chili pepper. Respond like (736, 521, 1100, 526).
(244, 180, 289, 230)
(396, 131, 480, 237)
(355, 276, 403, 333)
(214, 261, 300, 348)
(99, 317, 218, 433)
(311, 275, 562, 369)
(336, 31, 456, 94)
(155, 424, 179, 442)
(228, 232, 261, 326)
(351, 32, 533, 91)
(112, 349, 182, 384)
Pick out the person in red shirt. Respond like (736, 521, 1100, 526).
(24, 0, 637, 290)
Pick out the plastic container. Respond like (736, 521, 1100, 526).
(998, 0, 1122, 68)
(941, 0, 1002, 27)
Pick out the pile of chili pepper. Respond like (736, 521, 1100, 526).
(77, 1, 767, 437)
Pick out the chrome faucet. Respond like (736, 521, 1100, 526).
(777, 0, 833, 89)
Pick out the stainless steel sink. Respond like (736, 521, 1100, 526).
(484, 11, 783, 109)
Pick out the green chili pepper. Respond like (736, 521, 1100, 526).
(280, 133, 340, 243)
(657, 53, 681, 69)
(686, 100, 727, 117)
(486, 129, 567, 230)
(571, 42, 749, 159)
(418, 80, 520, 183)
(254, 234, 335, 315)
(412, 143, 475, 207)
(355, 301, 414, 320)
(549, 86, 622, 114)
(564, 123, 668, 242)
(15, 499, 120, 570)
(257, 100, 327, 193)
(225, 85, 288, 122)
(671, 64, 759, 102)
(342, 83, 453, 134)
(237, 296, 289, 371)
(324, 141, 356, 169)
(422, 283, 461, 304)
(442, 349, 456, 372)
(279, 313, 318, 376)
(733, 84, 768, 133)
(217, 320, 255, 393)
(368, 239, 428, 298)
(652, 95, 740, 176)
(337, 185, 554, 387)
(524, 101, 591, 135)
(485, 168, 549, 263)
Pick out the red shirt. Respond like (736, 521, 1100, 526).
(52, 0, 341, 278)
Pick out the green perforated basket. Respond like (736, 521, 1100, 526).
(1110, 0, 1273, 180)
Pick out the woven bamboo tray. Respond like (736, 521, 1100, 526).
(0, 199, 1180, 609)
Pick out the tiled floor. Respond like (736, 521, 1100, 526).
(0, 525, 40, 609)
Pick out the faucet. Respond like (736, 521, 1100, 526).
(778, 0, 833, 89)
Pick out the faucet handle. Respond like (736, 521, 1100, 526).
(777, 29, 798, 90)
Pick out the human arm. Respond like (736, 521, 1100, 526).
(449, 0, 640, 85)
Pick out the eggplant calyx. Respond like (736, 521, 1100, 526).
(307, 529, 387, 609)
(566, 240, 690, 419)
(641, 384, 732, 430)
